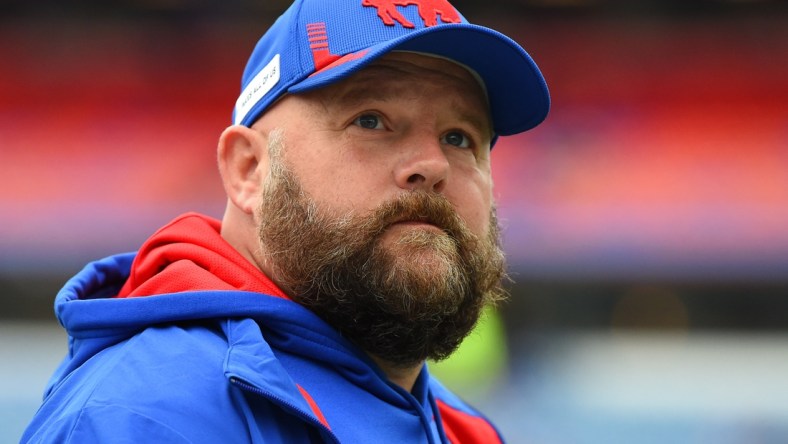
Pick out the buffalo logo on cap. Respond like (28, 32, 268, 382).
(362, 0, 461, 28)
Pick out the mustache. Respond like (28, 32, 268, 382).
(366, 192, 468, 240)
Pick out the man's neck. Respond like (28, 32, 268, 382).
(370, 355, 423, 393)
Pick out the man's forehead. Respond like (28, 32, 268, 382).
(317, 52, 492, 122)
(348, 51, 488, 95)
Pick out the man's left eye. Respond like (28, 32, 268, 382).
(353, 114, 384, 130)
(442, 131, 470, 148)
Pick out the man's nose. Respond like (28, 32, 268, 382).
(393, 135, 450, 193)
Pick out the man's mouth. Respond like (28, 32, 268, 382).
(388, 217, 444, 233)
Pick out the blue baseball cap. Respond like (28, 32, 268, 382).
(233, 0, 550, 136)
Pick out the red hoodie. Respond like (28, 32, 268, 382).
(117, 212, 287, 299)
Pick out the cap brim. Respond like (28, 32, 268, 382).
(288, 23, 549, 136)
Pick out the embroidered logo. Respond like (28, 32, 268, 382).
(362, 0, 461, 28)
(306, 0, 461, 73)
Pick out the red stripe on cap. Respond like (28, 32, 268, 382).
(308, 49, 370, 77)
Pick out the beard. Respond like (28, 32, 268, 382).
(256, 136, 508, 368)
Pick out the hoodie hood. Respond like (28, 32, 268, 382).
(51, 214, 385, 388)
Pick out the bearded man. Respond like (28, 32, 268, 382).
(22, 0, 549, 442)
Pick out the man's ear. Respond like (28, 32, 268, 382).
(217, 125, 268, 214)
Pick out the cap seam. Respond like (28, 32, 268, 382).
(292, 0, 307, 79)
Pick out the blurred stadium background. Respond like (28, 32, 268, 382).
(1, 0, 787, 442)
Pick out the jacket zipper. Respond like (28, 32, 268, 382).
(230, 377, 341, 444)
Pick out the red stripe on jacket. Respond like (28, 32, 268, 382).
(437, 399, 503, 444)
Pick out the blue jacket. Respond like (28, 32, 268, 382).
(21, 253, 504, 443)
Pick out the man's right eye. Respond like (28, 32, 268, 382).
(353, 114, 384, 130)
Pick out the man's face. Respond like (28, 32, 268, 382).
(252, 52, 506, 366)
(256, 51, 495, 239)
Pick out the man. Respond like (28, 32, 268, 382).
(22, 0, 549, 442)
